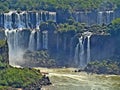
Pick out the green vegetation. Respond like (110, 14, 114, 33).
(0, 0, 119, 12)
(40, 20, 109, 34)
(23, 50, 56, 67)
(112, 18, 120, 25)
(0, 61, 42, 89)
(107, 18, 120, 35)
(0, 40, 6, 47)
(85, 60, 120, 75)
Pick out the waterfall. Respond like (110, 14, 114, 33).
(42, 30, 48, 49)
(25, 12, 29, 28)
(17, 13, 23, 30)
(98, 11, 103, 24)
(28, 30, 36, 51)
(5, 29, 26, 66)
(106, 11, 114, 24)
(4, 12, 13, 29)
(0, 10, 57, 66)
(36, 12, 40, 29)
(74, 32, 92, 67)
(49, 12, 56, 22)
(87, 35, 91, 64)
(37, 31, 41, 50)
(40, 12, 43, 22)
(1, 11, 57, 30)
(74, 43, 79, 65)
(84, 31, 92, 64)
(79, 36, 85, 68)
(74, 36, 85, 67)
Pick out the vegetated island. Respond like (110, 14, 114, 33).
(0, 40, 51, 90)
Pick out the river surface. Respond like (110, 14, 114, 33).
(35, 68, 120, 90)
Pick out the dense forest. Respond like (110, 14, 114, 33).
(0, 0, 120, 12)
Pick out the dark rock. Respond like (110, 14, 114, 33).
(23, 75, 51, 90)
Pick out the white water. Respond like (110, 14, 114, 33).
(74, 32, 92, 67)
(28, 30, 36, 51)
(1, 11, 56, 30)
(87, 35, 91, 64)
(37, 31, 41, 50)
(5, 29, 26, 65)
(36, 12, 40, 29)
(49, 12, 56, 22)
(79, 36, 85, 68)
(106, 11, 114, 24)
(4, 12, 12, 29)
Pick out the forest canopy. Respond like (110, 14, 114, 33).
(0, 0, 119, 12)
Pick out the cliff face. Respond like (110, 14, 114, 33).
(0, 10, 120, 67)
(0, 30, 9, 63)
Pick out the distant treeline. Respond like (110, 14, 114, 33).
(0, 0, 119, 12)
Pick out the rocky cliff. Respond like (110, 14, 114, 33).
(0, 30, 9, 63)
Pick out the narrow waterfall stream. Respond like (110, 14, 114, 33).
(87, 35, 91, 64)
(79, 36, 85, 68)
(28, 30, 36, 51)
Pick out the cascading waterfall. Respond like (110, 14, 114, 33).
(74, 36, 85, 67)
(98, 11, 103, 24)
(4, 12, 13, 29)
(0, 10, 57, 65)
(28, 30, 36, 51)
(5, 29, 26, 66)
(37, 31, 41, 50)
(87, 35, 91, 64)
(36, 12, 40, 29)
(106, 11, 114, 24)
(74, 32, 92, 68)
(84, 31, 92, 65)
(49, 12, 56, 22)
(79, 36, 85, 68)
(25, 12, 30, 29)
(0, 11, 56, 30)
(17, 13, 22, 29)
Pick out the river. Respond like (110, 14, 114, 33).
(35, 68, 120, 90)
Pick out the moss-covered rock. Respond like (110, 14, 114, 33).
(84, 60, 120, 75)
(22, 50, 56, 67)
